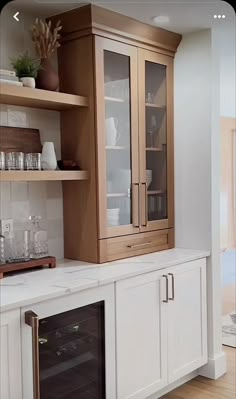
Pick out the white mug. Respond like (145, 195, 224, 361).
(105, 117, 120, 146)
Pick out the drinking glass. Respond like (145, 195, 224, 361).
(25, 153, 41, 170)
(5, 152, 24, 170)
(0, 152, 5, 170)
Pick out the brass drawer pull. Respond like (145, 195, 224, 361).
(127, 241, 152, 249)
(25, 311, 40, 399)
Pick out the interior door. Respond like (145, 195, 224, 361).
(94, 37, 139, 239)
(138, 49, 174, 233)
(167, 259, 207, 383)
(116, 271, 168, 399)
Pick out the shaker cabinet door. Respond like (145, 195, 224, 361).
(167, 259, 208, 383)
(138, 49, 174, 233)
(94, 37, 140, 239)
(116, 272, 168, 399)
(0, 309, 22, 399)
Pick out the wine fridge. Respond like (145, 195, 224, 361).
(22, 285, 116, 399)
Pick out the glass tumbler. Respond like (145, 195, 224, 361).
(25, 153, 41, 170)
(0, 152, 5, 170)
(5, 152, 24, 170)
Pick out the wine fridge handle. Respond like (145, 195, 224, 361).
(25, 311, 40, 399)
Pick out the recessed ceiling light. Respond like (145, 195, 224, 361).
(152, 15, 170, 25)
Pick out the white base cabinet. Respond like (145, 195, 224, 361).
(0, 256, 208, 399)
(116, 258, 207, 399)
(0, 309, 22, 399)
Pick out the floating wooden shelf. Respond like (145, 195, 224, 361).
(147, 190, 164, 195)
(106, 146, 128, 150)
(145, 103, 166, 109)
(0, 170, 89, 182)
(0, 84, 88, 111)
(105, 96, 125, 103)
(146, 147, 163, 152)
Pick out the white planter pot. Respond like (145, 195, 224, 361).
(20, 77, 35, 88)
(41, 142, 57, 170)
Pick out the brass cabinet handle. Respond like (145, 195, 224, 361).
(162, 275, 169, 303)
(132, 183, 140, 228)
(127, 241, 152, 249)
(25, 311, 40, 399)
(168, 273, 175, 300)
(140, 182, 147, 227)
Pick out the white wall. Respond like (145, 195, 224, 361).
(0, 7, 64, 259)
(174, 29, 226, 378)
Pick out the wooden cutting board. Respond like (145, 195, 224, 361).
(0, 126, 42, 153)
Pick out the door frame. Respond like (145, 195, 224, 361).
(94, 36, 140, 239)
(138, 48, 174, 233)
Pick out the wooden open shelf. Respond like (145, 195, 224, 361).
(0, 170, 89, 182)
(105, 96, 125, 103)
(0, 84, 88, 111)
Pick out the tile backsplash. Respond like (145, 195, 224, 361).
(0, 105, 64, 259)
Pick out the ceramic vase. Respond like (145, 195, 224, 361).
(41, 142, 57, 170)
(36, 58, 59, 91)
(20, 77, 35, 88)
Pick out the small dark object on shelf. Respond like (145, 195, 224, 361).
(0, 256, 56, 279)
(57, 160, 80, 170)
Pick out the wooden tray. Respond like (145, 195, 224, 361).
(0, 125, 42, 153)
(0, 256, 56, 279)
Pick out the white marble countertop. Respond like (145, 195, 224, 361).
(0, 248, 209, 312)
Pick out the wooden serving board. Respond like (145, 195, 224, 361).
(0, 125, 42, 153)
(0, 256, 56, 279)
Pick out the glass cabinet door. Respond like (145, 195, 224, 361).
(38, 302, 105, 399)
(95, 38, 139, 239)
(139, 50, 174, 232)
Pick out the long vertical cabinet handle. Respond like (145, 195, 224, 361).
(132, 183, 140, 227)
(168, 273, 175, 300)
(162, 275, 169, 303)
(140, 182, 148, 226)
(25, 311, 40, 399)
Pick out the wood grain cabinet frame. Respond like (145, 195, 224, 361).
(51, 4, 181, 263)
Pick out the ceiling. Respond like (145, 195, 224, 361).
(4, 0, 236, 54)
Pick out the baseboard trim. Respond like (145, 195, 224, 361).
(148, 371, 198, 399)
(198, 351, 227, 379)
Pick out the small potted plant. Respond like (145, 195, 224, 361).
(11, 53, 40, 88)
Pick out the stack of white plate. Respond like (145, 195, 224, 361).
(146, 169, 152, 188)
(107, 208, 120, 226)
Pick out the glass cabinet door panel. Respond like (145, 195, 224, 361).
(145, 61, 168, 222)
(104, 51, 132, 228)
(38, 302, 105, 399)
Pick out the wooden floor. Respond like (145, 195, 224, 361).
(162, 347, 236, 399)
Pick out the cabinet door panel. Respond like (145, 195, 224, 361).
(0, 309, 22, 399)
(138, 49, 174, 233)
(95, 37, 139, 239)
(167, 259, 207, 383)
(116, 272, 167, 399)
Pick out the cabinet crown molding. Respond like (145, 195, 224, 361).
(50, 4, 182, 56)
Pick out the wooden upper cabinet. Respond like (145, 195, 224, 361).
(138, 49, 174, 233)
(52, 4, 181, 262)
(94, 37, 139, 239)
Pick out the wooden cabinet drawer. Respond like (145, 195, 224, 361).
(98, 228, 174, 262)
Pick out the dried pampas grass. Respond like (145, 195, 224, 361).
(31, 18, 62, 59)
